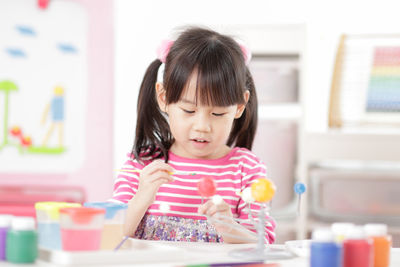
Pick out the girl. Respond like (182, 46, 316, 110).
(111, 26, 275, 244)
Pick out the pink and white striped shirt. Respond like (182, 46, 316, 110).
(110, 147, 276, 243)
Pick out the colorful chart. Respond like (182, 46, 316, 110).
(366, 47, 400, 112)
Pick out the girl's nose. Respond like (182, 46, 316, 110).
(193, 113, 211, 132)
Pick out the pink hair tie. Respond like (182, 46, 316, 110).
(238, 41, 252, 65)
(156, 39, 174, 63)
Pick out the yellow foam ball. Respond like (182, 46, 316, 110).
(251, 178, 276, 203)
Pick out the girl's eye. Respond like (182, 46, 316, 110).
(212, 113, 225, 117)
(182, 109, 195, 114)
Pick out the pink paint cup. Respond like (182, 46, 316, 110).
(59, 207, 105, 251)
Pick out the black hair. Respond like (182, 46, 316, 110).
(133, 26, 258, 163)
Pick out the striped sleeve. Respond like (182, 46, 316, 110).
(235, 149, 276, 244)
(109, 155, 143, 203)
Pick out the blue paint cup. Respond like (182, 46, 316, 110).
(83, 202, 128, 250)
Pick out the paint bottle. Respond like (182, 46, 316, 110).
(343, 226, 373, 267)
(6, 216, 38, 263)
(331, 222, 355, 243)
(310, 228, 343, 267)
(364, 224, 391, 267)
(0, 215, 13, 261)
(35, 201, 81, 250)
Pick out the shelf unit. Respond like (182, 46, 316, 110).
(297, 129, 400, 243)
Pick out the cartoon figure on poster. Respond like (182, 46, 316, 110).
(0, 80, 33, 151)
(41, 86, 65, 148)
(0, 80, 67, 155)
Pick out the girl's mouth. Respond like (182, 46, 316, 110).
(191, 138, 209, 143)
(191, 138, 210, 148)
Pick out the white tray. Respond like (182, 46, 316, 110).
(39, 239, 187, 265)
(39, 239, 289, 265)
(284, 239, 311, 258)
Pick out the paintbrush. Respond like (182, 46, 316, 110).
(115, 169, 196, 176)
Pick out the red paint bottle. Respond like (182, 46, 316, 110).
(343, 226, 373, 267)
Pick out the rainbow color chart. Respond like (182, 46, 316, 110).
(366, 47, 400, 112)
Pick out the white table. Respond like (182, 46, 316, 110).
(1, 240, 399, 267)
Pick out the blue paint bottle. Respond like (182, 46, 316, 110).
(310, 228, 343, 267)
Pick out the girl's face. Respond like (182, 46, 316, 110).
(156, 73, 249, 160)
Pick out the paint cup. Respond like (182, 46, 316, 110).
(59, 207, 105, 251)
(35, 202, 81, 250)
(83, 202, 128, 250)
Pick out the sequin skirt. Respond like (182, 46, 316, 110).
(133, 214, 223, 242)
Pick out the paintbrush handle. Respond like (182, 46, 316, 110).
(116, 169, 196, 176)
(114, 236, 129, 251)
(116, 169, 173, 174)
(115, 169, 141, 173)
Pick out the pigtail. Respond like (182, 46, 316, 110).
(132, 59, 172, 163)
(227, 67, 258, 150)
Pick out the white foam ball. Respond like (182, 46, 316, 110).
(241, 187, 255, 203)
(212, 195, 223, 205)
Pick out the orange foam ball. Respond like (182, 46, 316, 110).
(251, 178, 276, 203)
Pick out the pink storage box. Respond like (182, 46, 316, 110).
(0, 185, 85, 217)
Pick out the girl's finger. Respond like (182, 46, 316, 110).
(198, 200, 212, 214)
(153, 178, 171, 187)
(198, 200, 216, 215)
(206, 204, 218, 217)
(153, 160, 175, 172)
(216, 201, 230, 212)
(198, 204, 206, 215)
(152, 175, 174, 184)
(147, 170, 174, 183)
(143, 161, 175, 176)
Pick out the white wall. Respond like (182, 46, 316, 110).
(114, 0, 400, 168)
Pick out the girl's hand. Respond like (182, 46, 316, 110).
(198, 198, 235, 233)
(136, 160, 174, 205)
